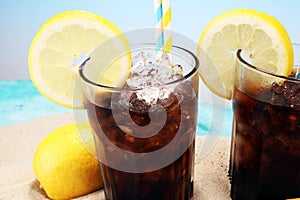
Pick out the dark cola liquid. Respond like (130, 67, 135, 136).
(230, 81, 300, 200)
(86, 81, 197, 200)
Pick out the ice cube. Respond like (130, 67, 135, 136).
(156, 51, 172, 67)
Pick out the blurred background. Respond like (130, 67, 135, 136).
(1, 0, 300, 80)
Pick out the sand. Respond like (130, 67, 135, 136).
(0, 112, 231, 200)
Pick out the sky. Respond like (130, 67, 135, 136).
(1, 0, 300, 80)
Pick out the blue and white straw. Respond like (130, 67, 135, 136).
(154, 0, 172, 56)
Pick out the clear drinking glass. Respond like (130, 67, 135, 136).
(230, 47, 300, 199)
(79, 42, 199, 200)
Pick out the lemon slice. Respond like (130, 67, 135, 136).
(28, 10, 131, 109)
(197, 9, 294, 99)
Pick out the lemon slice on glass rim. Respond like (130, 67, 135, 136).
(28, 10, 132, 109)
(197, 8, 294, 100)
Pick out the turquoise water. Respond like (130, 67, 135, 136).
(0, 80, 232, 137)
(0, 80, 71, 126)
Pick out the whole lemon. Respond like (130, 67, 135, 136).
(32, 123, 103, 199)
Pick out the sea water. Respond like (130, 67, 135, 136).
(0, 80, 70, 126)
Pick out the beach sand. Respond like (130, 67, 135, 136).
(0, 112, 231, 200)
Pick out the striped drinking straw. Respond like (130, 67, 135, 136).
(154, 0, 172, 58)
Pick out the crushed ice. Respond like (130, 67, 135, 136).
(124, 51, 183, 106)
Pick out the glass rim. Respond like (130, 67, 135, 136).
(79, 43, 199, 91)
(236, 49, 300, 83)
